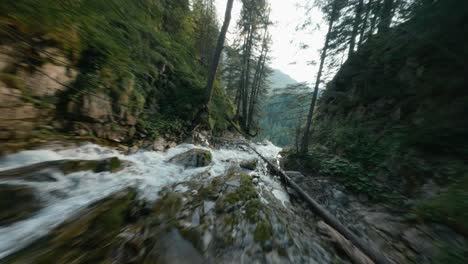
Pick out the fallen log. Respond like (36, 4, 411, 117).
(318, 221, 375, 264)
(248, 145, 392, 264)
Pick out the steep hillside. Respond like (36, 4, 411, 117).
(0, 0, 231, 151)
(258, 70, 306, 146)
(288, 0, 468, 236)
(267, 69, 298, 90)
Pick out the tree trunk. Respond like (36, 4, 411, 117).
(358, 0, 373, 49)
(249, 146, 392, 264)
(349, 0, 365, 56)
(205, 0, 234, 104)
(367, 0, 382, 39)
(378, 0, 394, 33)
(247, 28, 269, 131)
(247, 51, 267, 131)
(242, 24, 256, 128)
(300, 3, 338, 153)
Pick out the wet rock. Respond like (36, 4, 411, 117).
(332, 189, 346, 202)
(0, 157, 126, 181)
(169, 149, 212, 168)
(191, 207, 201, 226)
(203, 201, 216, 214)
(0, 184, 41, 226)
(240, 159, 258, 170)
(362, 212, 405, 237)
(3, 189, 137, 263)
(128, 145, 139, 154)
(153, 137, 169, 151)
(285, 171, 305, 184)
(401, 227, 438, 257)
(145, 229, 205, 264)
(358, 193, 369, 202)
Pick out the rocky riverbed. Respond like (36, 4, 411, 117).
(0, 140, 466, 263)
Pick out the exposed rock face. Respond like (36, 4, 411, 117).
(68, 93, 113, 123)
(0, 44, 141, 145)
(293, 173, 468, 264)
(169, 149, 212, 168)
(17, 48, 77, 97)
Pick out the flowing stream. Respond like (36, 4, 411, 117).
(0, 142, 286, 259)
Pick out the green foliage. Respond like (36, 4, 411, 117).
(436, 243, 468, 264)
(304, 0, 468, 204)
(209, 84, 236, 134)
(0, 0, 230, 137)
(415, 175, 468, 236)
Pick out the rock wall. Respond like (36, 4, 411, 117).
(0, 44, 140, 145)
(305, 0, 468, 199)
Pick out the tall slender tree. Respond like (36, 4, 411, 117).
(300, 0, 343, 153)
(205, 0, 235, 104)
(348, 0, 364, 56)
(358, 0, 373, 49)
(378, 0, 395, 33)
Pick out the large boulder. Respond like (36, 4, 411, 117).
(4, 189, 137, 263)
(0, 184, 41, 226)
(0, 157, 127, 181)
(169, 149, 212, 168)
(240, 159, 258, 171)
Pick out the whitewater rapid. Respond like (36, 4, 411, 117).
(0, 142, 284, 259)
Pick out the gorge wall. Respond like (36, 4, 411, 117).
(291, 0, 467, 235)
(0, 0, 232, 152)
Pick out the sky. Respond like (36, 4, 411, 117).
(215, 0, 326, 84)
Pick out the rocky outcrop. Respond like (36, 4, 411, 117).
(0, 184, 41, 226)
(0, 157, 127, 181)
(169, 149, 212, 168)
(0, 43, 142, 145)
(294, 173, 468, 264)
(240, 159, 258, 171)
(3, 189, 138, 263)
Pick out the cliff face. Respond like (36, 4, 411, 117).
(309, 0, 467, 194)
(288, 0, 468, 240)
(0, 0, 229, 150)
(0, 45, 140, 143)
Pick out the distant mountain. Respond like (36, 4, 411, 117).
(268, 69, 298, 90)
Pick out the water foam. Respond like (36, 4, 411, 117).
(0, 141, 284, 259)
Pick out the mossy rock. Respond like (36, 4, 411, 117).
(0, 184, 41, 226)
(152, 192, 184, 219)
(240, 159, 258, 171)
(254, 220, 274, 244)
(3, 189, 136, 263)
(215, 173, 258, 212)
(0, 157, 126, 181)
(169, 149, 212, 168)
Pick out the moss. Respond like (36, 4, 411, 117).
(254, 220, 273, 243)
(61, 158, 123, 174)
(216, 173, 259, 212)
(95, 157, 122, 173)
(4, 189, 136, 263)
(0, 73, 25, 89)
(245, 199, 262, 222)
(415, 175, 468, 236)
(277, 246, 288, 257)
(153, 193, 183, 219)
(0, 184, 41, 225)
(436, 243, 468, 264)
(178, 226, 203, 252)
(198, 177, 223, 202)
